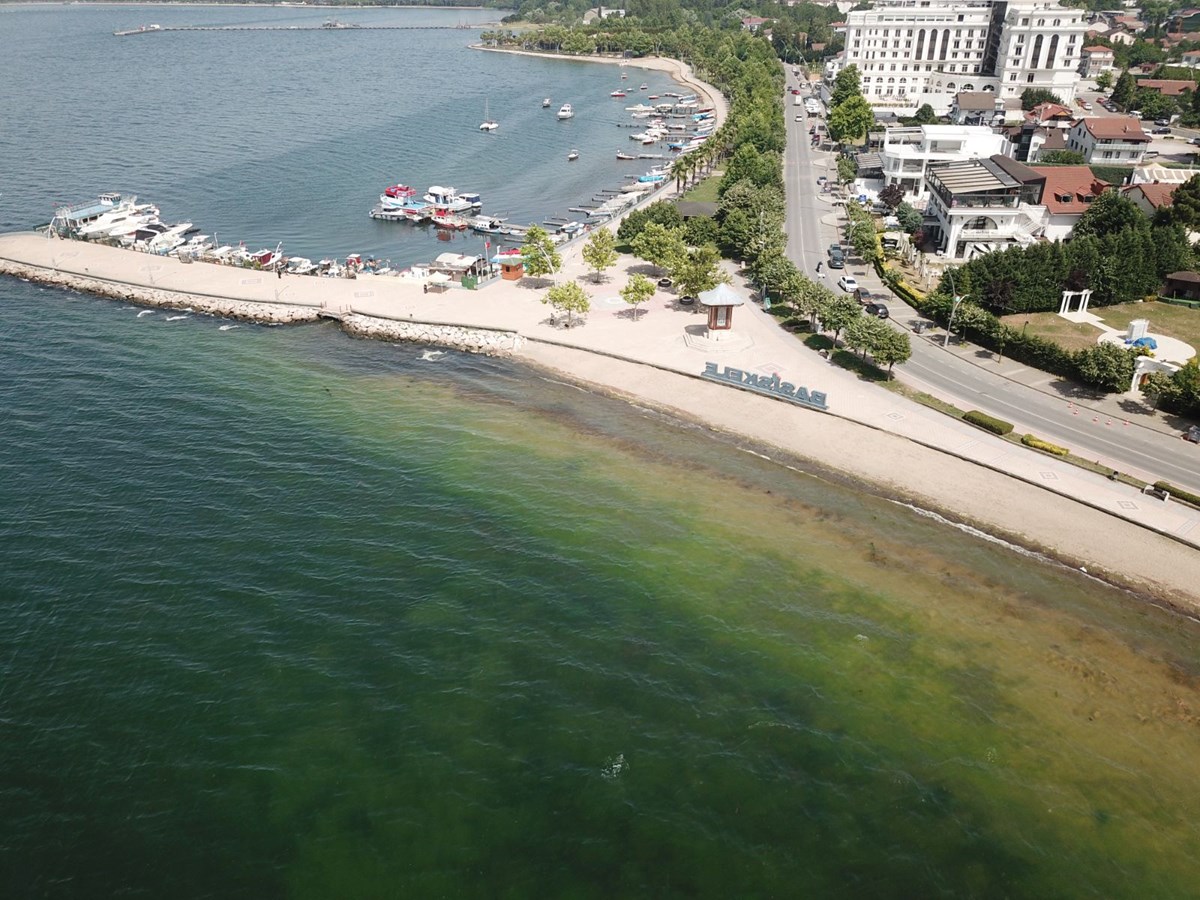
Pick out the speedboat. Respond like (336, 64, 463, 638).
(567, 150, 579, 161)
(76, 202, 158, 237)
(424, 186, 481, 212)
(610, 90, 627, 98)
(542, 97, 551, 107)
(640, 83, 648, 91)
(616, 151, 636, 160)
(557, 103, 574, 120)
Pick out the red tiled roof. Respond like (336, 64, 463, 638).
(1082, 45, 1114, 53)
(1029, 167, 1111, 215)
(1079, 117, 1150, 141)
(1123, 182, 1179, 209)
(1026, 102, 1075, 123)
(1136, 78, 1195, 97)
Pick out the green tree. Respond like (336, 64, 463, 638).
(684, 216, 720, 246)
(1038, 150, 1087, 165)
(844, 314, 889, 360)
(671, 243, 729, 298)
(817, 293, 861, 342)
(911, 103, 938, 125)
(1075, 342, 1138, 393)
(752, 251, 804, 303)
(620, 273, 656, 320)
(631, 222, 687, 274)
(581, 228, 617, 283)
(827, 95, 874, 144)
(830, 64, 862, 107)
(874, 328, 912, 377)
(836, 156, 858, 186)
(1020, 88, 1064, 111)
(616, 200, 684, 244)
(895, 202, 922, 233)
(1096, 71, 1114, 92)
(1155, 175, 1200, 231)
(1073, 191, 1147, 239)
(1111, 70, 1137, 109)
(542, 280, 591, 328)
(520, 225, 561, 284)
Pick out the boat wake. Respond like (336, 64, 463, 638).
(136, 310, 154, 318)
(165, 315, 190, 321)
(601, 753, 627, 781)
(219, 324, 239, 331)
(419, 350, 444, 362)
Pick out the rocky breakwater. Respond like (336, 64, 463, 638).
(340, 313, 525, 357)
(0, 258, 320, 324)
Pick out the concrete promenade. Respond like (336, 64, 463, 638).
(3, 228, 1199, 610)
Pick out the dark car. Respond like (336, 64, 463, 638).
(1184, 425, 1200, 444)
(1152, 126, 1171, 134)
(828, 243, 842, 257)
(1156, 118, 1172, 126)
(828, 249, 845, 269)
(864, 301, 890, 319)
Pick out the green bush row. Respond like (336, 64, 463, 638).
(1020, 434, 1069, 456)
(1154, 481, 1200, 507)
(963, 410, 1014, 435)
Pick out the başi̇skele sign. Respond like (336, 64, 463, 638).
(701, 362, 828, 411)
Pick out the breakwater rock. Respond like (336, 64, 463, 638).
(341, 313, 525, 357)
(0, 258, 319, 324)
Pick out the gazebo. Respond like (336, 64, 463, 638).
(698, 283, 745, 341)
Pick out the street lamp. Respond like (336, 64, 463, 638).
(943, 294, 968, 348)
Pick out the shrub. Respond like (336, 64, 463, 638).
(1021, 434, 1069, 456)
(963, 410, 1014, 435)
(1154, 481, 1200, 508)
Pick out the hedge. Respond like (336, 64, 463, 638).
(1021, 434, 1069, 456)
(963, 410, 1014, 435)
(1154, 481, 1200, 508)
(1159, 297, 1200, 309)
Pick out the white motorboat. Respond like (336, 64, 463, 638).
(424, 185, 482, 213)
(286, 256, 318, 275)
(542, 97, 551, 108)
(567, 149, 579, 161)
(148, 222, 193, 251)
(557, 103, 574, 120)
(76, 202, 158, 237)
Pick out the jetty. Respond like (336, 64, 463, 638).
(115, 22, 497, 37)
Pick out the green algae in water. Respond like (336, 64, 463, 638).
(1, 294, 1199, 899)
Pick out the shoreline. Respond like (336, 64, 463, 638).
(3, 238, 1199, 612)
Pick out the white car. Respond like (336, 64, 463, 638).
(837, 275, 859, 293)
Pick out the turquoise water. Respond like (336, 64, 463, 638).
(4, 8, 1200, 898)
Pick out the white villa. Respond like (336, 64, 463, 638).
(879, 124, 1012, 202)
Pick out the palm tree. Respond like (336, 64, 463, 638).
(670, 155, 690, 193)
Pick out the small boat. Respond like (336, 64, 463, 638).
(432, 211, 470, 230)
(567, 149, 579, 161)
(616, 151, 636, 160)
(621, 72, 628, 80)
(640, 83, 648, 91)
(479, 98, 498, 131)
(542, 97, 551, 108)
(557, 103, 574, 120)
(610, 90, 627, 98)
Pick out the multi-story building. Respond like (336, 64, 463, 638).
(879, 124, 1011, 200)
(1065, 118, 1150, 164)
(1079, 45, 1115, 77)
(924, 156, 1045, 259)
(826, 0, 1088, 113)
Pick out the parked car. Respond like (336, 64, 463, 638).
(796, 115, 805, 122)
(828, 243, 842, 257)
(837, 275, 859, 293)
(1184, 425, 1200, 444)
(1081, 101, 1093, 110)
(864, 301, 890, 319)
(1156, 117, 1172, 126)
(1152, 126, 1171, 134)
(828, 249, 845, 268)
(790, 88, 801, 95)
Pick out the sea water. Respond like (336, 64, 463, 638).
(2, 7, 1200, 898)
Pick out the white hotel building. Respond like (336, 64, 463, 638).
(826, 0, 1088, 114)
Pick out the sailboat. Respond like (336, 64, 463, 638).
(479, 99, 498, 132)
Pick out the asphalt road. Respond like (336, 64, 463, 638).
(780, 72, 1200, 494)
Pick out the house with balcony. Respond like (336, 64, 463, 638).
(924, 156, 1045, 259)
(988, 157, 1112, 240)
(879, 125, 1011, 203)
(1065, 117, 1150, 164)
(1079, 45, 1115, 77)
(948, 91, 1005, 126)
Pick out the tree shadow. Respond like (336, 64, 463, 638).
(1045, 378, 1106, 402)
(614, 307, 647, 321)
(1117, 397, 1157, 418)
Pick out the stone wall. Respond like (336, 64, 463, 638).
(341, 313, 524, 356)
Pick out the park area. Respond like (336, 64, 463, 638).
(1003, 301, 1200, 354)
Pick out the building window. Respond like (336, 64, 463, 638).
(1009, 73, 1017, 81)
(1027, 73, 1035, 83)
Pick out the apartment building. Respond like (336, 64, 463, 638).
(879, 124, 1011, 201)
(827, 0, 1087, 112)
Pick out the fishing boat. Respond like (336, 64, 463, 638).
(479, 98, 498, 131)
(423, 186, 481, 213)
(610, 90, 627, 98)
(557, 103, 574, 120)
(431, 211, 469, 230)
(542, 97, 551, 108)
(567, 149, 579, 161)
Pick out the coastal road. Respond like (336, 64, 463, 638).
(780, 71, 1200, 495)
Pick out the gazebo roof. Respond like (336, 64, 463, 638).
(698, 283, 744, 307)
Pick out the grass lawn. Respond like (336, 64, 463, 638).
(999, 311, 1100, 352)
(1095, 301, 1200, 350)
(681, 170, 723, 204)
